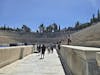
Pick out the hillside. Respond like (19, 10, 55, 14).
(71, 22, 100, 47)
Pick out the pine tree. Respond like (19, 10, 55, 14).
(58, 25, 60, 31)
(97, 9, 100, 21)
(39, 24, 45, 33)
(91, 14, 98, 23)
(3, 24, 6, 30)
(22, 25, 31, 32)
(92, 14, 95, 22)
(52, 23, 58, 32)
(90, 18, 93, 24)
(75, 21, 80, 30)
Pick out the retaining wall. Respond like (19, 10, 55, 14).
(59, 45, 100, 75)
(0, 45, 33, 68)
(96, 52, 100, 75)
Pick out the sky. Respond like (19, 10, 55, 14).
(0, 0, 100, 31)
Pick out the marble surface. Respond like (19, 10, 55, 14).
(0, 49, 65, 75)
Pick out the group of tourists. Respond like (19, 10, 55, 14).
(36, 44, 55, 59)
(47, 45, 54, 54)
(36, 34, 72, 59)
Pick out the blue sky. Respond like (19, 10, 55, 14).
(0, 0, 100, 31)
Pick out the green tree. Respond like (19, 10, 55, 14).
(39, 24, 45, 33)
(92, 14, 98, 23)
(97, 9, 100, 21)
(75, 21, 80, 30)
(92, 14, 95, 21)
(36, 30, 39, 33)
(3, 24, 6, 30)
(90, 14, 97, 24)
(46, 25, 53, 32)
(52, 23, 58, 32)
(16, 28, 22, 32)
(22, 25, 31, 32)
(90, 18, 93, 24)
(58, 25, 60, 31)
(67, 27, 73, 31)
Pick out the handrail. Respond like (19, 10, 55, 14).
(61, 45, 100, 51)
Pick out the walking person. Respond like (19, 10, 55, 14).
(47, 46, 50, 54)
(67, 38, 71, 45)
(56, 42, 61, 55)
(37, 44, 41, 56)
(67, 34, 71, 45)
(50, 46, 53, 53)
(38, 45, 41, 53)
(58, 43, 61, 51)
(41, 44, 46, 59)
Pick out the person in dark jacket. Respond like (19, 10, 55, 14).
(41, 44, 46, 59)
(67, 38, 71, 45)
(37, 45, 41, 53)
(58, 43, 61, 50)
(50, 46, 53, 53)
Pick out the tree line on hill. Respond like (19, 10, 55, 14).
(68, 9, 100, 31)
(0, 25, 31, 32)
(36, 23, 61, 33)
(73, 9, 100, 31)
(0, 9, 100, 33)
(37, 9, 100, 33)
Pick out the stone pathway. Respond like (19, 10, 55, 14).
(0, 49, 65, 75)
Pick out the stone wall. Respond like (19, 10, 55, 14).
(59, 45, 100, 75)
(0, 45, 33, 68)
(96, 52, 100, 75)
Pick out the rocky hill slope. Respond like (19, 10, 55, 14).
(71, 22, 100, 47)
